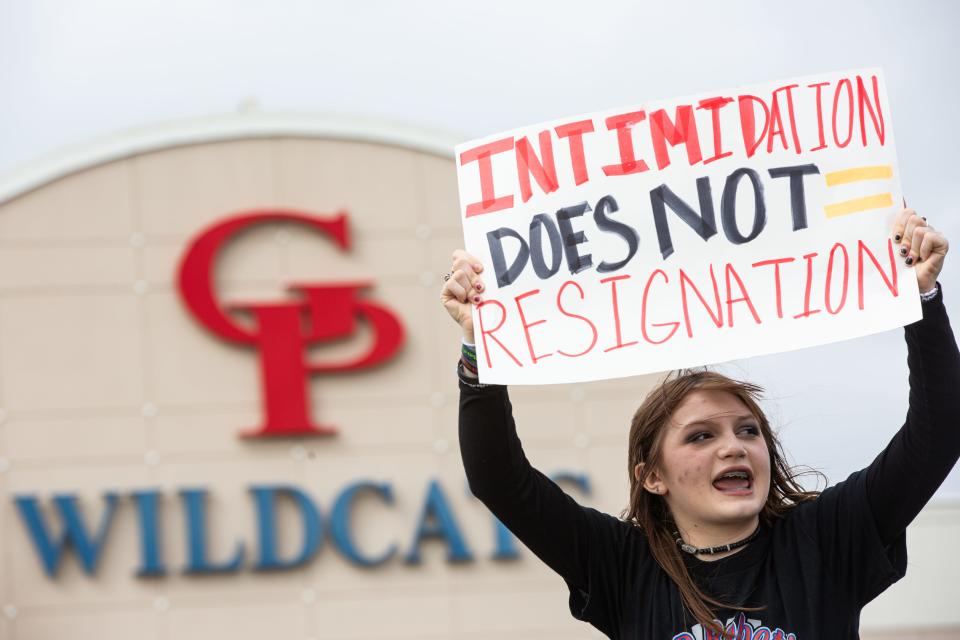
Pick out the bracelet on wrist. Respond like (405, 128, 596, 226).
(920, 284, 940, 302)
(461, 341, 478, 368)
(460, 355, 478, 375)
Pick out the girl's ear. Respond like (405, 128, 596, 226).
(639, 464, 667, 496)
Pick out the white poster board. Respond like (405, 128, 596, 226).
(456, 69, 919, 385)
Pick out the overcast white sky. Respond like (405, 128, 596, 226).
(1, 0, 958, 497)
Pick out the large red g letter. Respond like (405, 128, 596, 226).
(178, 210, 404, 437)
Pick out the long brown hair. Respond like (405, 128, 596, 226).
(623, 369, 821, 634)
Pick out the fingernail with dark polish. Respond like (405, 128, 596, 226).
(894, 234, 901, 242)
(899, 247, 908, 256)
(905, 256, 914, 266)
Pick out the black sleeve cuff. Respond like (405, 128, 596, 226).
(920, 281, 942, 303)
(917, 282, 946, 322)
(456, 360, 503, 390)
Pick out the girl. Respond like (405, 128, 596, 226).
(440, 207, 957, 639)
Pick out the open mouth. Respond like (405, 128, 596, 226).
(712, 468, 753, 495)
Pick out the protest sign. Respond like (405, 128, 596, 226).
(455, 69, 918, 385)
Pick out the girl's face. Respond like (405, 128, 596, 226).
(640, 389, 772, 535)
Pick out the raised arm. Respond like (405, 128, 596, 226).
(795, 210, 956, 606)
(457, 369, 628, 594)
(866, 208, 958, 544)
(441, 250, 630, 633)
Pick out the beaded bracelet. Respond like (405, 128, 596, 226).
(920, 285, 939, 302)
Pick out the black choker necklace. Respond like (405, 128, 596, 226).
(674, 524, 761, 556)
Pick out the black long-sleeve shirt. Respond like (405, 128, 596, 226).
(459, 286, 960, 640)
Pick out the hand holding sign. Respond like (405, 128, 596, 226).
(441, 250, 486, 343)
(894, 208, 949, 293)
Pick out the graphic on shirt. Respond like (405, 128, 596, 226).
(673, 612, 797, 640)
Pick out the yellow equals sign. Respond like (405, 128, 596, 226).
(823, 165, 894, 218)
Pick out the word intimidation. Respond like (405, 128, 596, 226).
(460, 74, 885, 218)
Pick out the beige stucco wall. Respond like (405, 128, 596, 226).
(0, 125, 956, 639)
